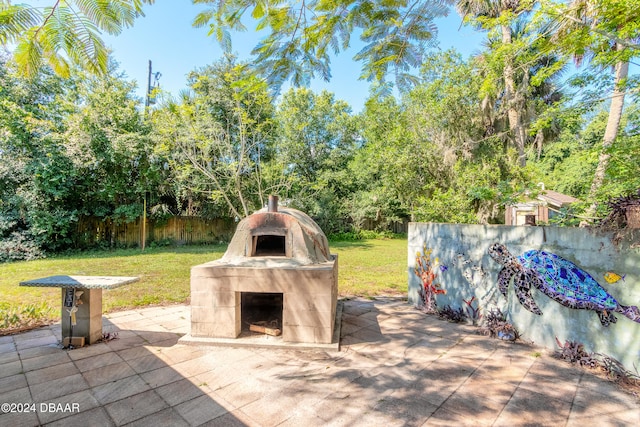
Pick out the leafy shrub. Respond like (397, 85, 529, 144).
(0, 302, 55, 332)
(554, 338, 640, 389)
(597, 354, 640, 386)
(554, 337, 599, 368)
(328, 231, 363, 241)
(328, 230, 404, 241)
(359, 230, 400, 239)
(149, 238, 174, 248)
(478, 308, 519, 341)
(463, 296, 482, 325)
(0, 231, 46, 263)
(438, 305, 467, 322)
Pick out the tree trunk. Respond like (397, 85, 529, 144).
(581, 47, 629, 225)
(501, 24, 527, 167)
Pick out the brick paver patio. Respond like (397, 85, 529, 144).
(1, 297, 638, 426)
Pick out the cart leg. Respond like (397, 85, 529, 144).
(61, 288, 103, 345)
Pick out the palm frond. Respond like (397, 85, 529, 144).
(73, 0, 138, 34)
(4, 0, 155, 77)
(193, 9, 215, 28)
(13, 30, 43, 78)
(39, 5, 109, 75)
(0, 3, 42, 44)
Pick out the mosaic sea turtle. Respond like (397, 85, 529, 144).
(488, 243, 640, 327)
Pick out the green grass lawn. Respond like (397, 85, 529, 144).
(0, 238, 408, 332)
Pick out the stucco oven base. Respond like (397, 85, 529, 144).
(183, 256, 338, 346)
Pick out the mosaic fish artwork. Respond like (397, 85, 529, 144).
(439, 265, 448, 272)
(604, 272, 626, 284)
(488, 243, 640, 327)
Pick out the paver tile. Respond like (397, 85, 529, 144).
(12, 328, 55, 342)
(21, 352, 71, 372)
(14, 335, 58, 351)
(213, 376, 272, 408)
(0, 373, 27, 395)
(25, 362, 80, 386)
(43, 407, 114, 427)
(17, 345, 61, 361)
(493, 386, 573, 426)
(565, 411, 634, 427)
(104, 390, 168, 425)
(30, 373, 89, 402)
(157, 345, 207, 365)
(0, 350, 19, 366)
(0, 342, 16, 355)
(74, 352, 125, 372)
(133, 330, 180, 345)
(456, 374, 519, 405)
(66, 343, 112, 361)
(0, 360, 23, 378)
(82, 361, 137, 387)
(198, 409, 256, 427)
(140, 365, 186, 388)
(241, 379, 338, 426)
(426, 406, 490, 427)
(91, 374, 151, 405)
(155, 378, 208, 407)
(372, 394, 439, 426)
(171, 355, 220, 377)
(174, 394, 230, 426)
(436, 390, 504, 425)
(117, 345, 155, 361)
(571, 386, 640, 419)
(126, 353, 171, 374)
(104, 336, 147, 352)
(122, 407, 189, 427)
(0, 385, 31, 406)
(0, 407, 40, 427)
(35, 388, 100, 425)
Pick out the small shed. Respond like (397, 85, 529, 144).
(505, 187, 578, 226)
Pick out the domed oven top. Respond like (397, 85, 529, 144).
(221, 204, 331, 265)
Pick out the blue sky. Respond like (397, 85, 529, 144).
(102, 1, 484, 113)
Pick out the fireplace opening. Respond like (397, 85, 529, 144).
(253, 235, 286, 257)
(241, 292, 283, 333)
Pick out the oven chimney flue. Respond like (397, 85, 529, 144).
(268, 195, 278, 213)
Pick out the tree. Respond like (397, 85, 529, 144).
(62, 61, 158, 223)
(151, 56, 277, 219)
(404, 50, 513, 223)
(351, 49, 537, 225)
(275, 87, 358, 231)
(540, 0, 640, 222)
(0, 0, 155, 77)
(456, 0, 532, 167)
(0, 55, 79, 253)
(0, 55, 160, 253)
(350, 92, 421, 226)
(193, 0, 452, 89)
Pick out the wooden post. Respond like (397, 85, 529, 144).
(141, 195, 147, 251)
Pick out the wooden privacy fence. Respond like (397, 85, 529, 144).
(74, 216, 236, 248)
(360, 218, 409, 234)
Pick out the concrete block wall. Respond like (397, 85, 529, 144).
(190, 256, 338, 344)
(408, 223, 640, 369)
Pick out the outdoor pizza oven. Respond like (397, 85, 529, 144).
(187, 196, 338, 345)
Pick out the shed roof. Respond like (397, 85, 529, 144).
(538, 190, 578, 208)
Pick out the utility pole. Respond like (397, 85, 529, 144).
(145, 60, 161, 108)
(143, 60, 160, 250)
